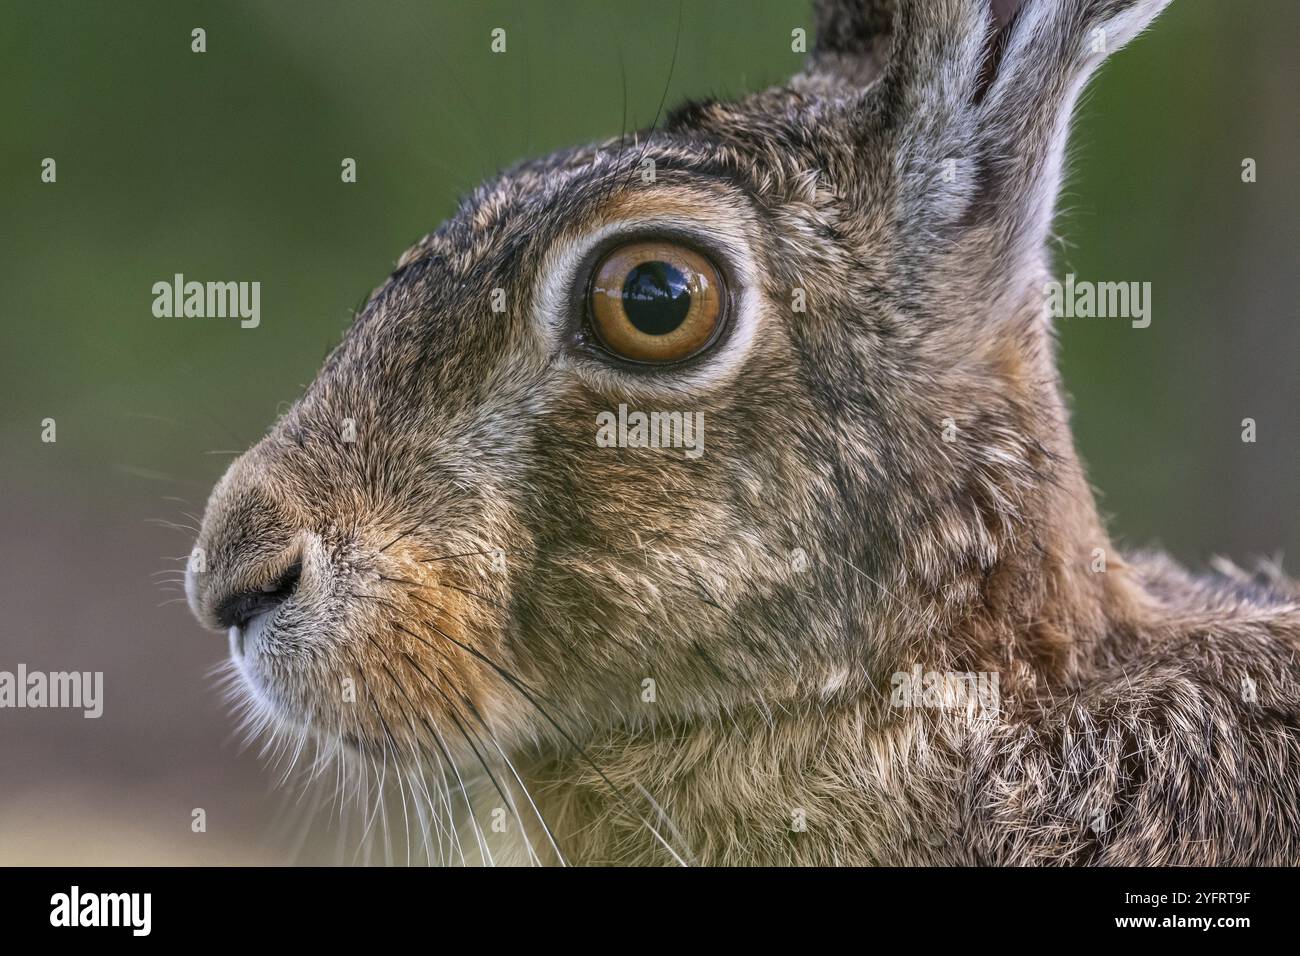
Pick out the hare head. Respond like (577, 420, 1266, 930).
(187, 0, 1172, 831)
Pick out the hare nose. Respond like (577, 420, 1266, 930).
(211, 561, 302, 631)
(186, 526, 305, 633)
(184, 449, 308, 632)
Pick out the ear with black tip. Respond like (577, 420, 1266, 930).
(973, 0, 1174, 267)
(798, 0, 1020, 97)
(800, 0, 1173, 278)
(798, 0, 896, 92)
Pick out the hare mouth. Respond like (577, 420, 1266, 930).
(226, 606, 305, 733)
(229, 607, 277, 661)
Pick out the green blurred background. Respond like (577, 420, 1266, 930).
(1, 0, 1296, 863)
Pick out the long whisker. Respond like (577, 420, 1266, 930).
(369, 634, 492, 865)
(418, 547, 532, 564)
(381, 561, 697, 864)
(396, 647, 550, 866)
(378, 523, 425, 554)
(366, 634, 496, 868)
(415, 614, 691, 866)
(482, 730, 564, 866)
(623, 0, 684, 192)
(379, 627, 547, 867)
(395, 594, 551, 702)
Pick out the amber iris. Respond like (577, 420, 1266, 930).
(588, 241, 723, 363)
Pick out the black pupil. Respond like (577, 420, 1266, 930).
(621, 261, 691, 335)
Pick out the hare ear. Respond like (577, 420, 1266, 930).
(799, 0, 895, 92)
(972, 0, 1173, 267)
(802, 0, 1021, 91)
(817, 0, 1172, 277)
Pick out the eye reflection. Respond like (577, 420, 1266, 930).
(621, 261, 692, 335)
(588, 242, 724, 363)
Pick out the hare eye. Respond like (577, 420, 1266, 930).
(587, 241, 724, 363)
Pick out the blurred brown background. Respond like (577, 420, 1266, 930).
(1, 0, 1296, 863)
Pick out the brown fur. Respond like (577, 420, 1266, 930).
(187, 0, 1300, 865)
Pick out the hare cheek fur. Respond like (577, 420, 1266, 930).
(186, 0, 1300, 866)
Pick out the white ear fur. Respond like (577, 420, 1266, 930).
(976, 0, 1174, 264)
(809, 0, 1173, 271)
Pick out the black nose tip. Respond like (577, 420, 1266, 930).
(213, 562, 302, 631)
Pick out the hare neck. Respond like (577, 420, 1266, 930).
(912, 315, 1147, 689)
(521, 697, 969, 865)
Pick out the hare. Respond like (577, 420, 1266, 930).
(186, 0, 1300, 866)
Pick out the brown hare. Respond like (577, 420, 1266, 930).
(186, 0, 1300, 865)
